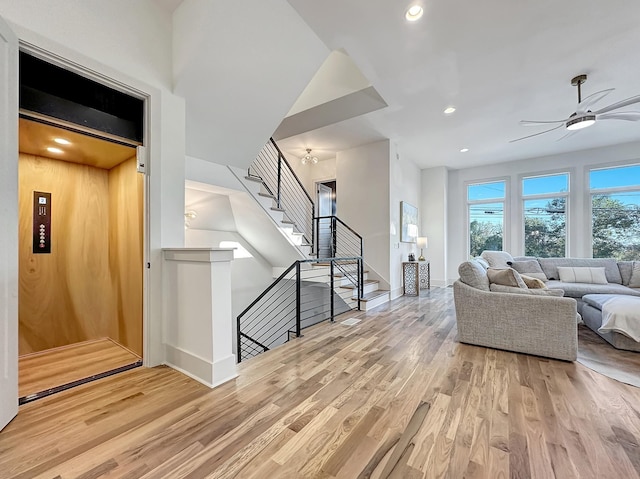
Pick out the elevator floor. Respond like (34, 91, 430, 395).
(19, 338, 142, 404)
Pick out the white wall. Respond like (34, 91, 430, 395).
(446, 140, 640, 283)
(336, 140, 391, 286)
(421, 167, 448, 286)
(173, 0, 329, 168)
(0, 0, 186, 366)
(390, 144, 421, 297)
(287, 156, 337, 202)
(184, 229, 275, 354)
(286, 49, 371, 116)
(185, 192, 237, 232)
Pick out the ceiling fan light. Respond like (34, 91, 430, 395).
(566, 114, 596, 131)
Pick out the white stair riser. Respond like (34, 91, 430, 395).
(363, 293, 390, 311)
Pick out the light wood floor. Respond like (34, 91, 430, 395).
(19, 338, 141, 400)
(2, 288, 640, 478)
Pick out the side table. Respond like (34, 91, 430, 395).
(403, 260, 431, 296)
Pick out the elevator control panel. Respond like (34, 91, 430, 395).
(33, 191, 51, 254)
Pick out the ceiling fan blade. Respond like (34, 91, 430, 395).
(598, 111, 640, 121)
(509, 124, 564, 143)
(519, 119, 567, 126)
(576, 89, 614, 114)
(556, 130, 580, 141)
(594, 94, 640, 114)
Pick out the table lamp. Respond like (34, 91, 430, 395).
(417, 236, 428, 261)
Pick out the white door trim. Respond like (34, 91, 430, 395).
(0, 14, 19, 432)
(17, 42, 152, 366)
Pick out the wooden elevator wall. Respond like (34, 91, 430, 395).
(18, 154, 143, 356)
(108, 157, 143, 356)
(18, 154, 115, 354)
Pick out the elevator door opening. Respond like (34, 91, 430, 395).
(17, 118, 144, 403)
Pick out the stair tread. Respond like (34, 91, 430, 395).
(271, 206, 285, 212)
(281, 219, 295, 225)
(334, 271, 369, 277)
(360, 290, 390, 301)
(340, 280, 379, 290)
(245, 176, 264, 183)
(258, 192, 275, 199)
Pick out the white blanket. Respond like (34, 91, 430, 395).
(598, 295, 640, 342)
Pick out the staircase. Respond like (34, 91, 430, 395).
(235, 139, 390, 362)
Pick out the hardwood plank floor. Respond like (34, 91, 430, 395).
(19, 338, 141, 400)
(2, 288, 640, 478)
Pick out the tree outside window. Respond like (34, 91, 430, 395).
(590, 165, 640, 260)
(467, 181, 505, 257)
(522, 174, 568, 258)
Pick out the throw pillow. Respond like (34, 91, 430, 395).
(480, 250, 514, 269)
(474, 257, 490, 269)
(458, 260, 490, 291)
(489, 284, 564, 296)
(487, 267, 528, 289)
(557, 266, 608, 284)
(508, 260, 548, 281)
(629, 262, 640, 288)
(520, 274, 546, 289)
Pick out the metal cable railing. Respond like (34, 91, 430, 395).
(237, 257, 362, 362)
(248, 139, 314, 247)
(315, 216, 364, 299)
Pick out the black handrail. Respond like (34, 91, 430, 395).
(248, 139, 315, 248)
(237, 256, 363, 362)
(314, 215, 364, 299)
(269, 138, 314, 204)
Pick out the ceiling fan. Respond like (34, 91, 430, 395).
(511, 74, 640, 142)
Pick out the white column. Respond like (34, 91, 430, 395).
(162, 248, 237, 387)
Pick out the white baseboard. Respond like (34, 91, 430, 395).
(390, 287, 404, 300)
(164, 344, 238, 388)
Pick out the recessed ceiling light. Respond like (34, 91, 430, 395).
(444, 106, 456, 114)
(46, 147, 64, 154)
(54, 138, 71, 145)
(460, 148, 469, 153)
(405, 5, 424, 21)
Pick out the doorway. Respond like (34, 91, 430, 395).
(17, 52, 146, 404)
(316, 180, 336, 258)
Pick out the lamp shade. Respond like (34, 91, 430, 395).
(417, 236, 428, 249)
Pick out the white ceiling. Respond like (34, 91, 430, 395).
(281, 0, 640, 170)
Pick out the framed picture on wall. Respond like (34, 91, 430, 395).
(400, 201, 418, 243)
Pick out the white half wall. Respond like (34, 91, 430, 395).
(185, 229, 276, 334)
(446, 140, 640, 283)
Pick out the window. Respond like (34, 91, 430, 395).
(590, 164, 640, 260)
(467, 181, 505, 257)
(522, 173, 568, 258)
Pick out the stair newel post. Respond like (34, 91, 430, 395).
(314, 216, 319, 257)
(296, 261, 301, 337)
(331, 216, 337, 257)
(237, 317, 242, 363)
(330, 260, 335, 322)
(358, 258, 363, 310)
(277, 152, 282, 209)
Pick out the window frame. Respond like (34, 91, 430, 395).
(520, 172, 570, 258)
(465, 177, 509, 258)
(587, 162, 640, 259)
